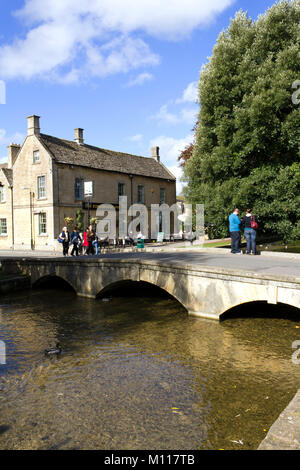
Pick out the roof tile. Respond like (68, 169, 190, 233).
(39, 134, 175, 181)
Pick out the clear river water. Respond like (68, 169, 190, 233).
(0, 284, 300, 450)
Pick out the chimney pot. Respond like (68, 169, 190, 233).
(27, 115, 40, 136)
(74, 128, 84, 145)
(7, 143, 21, 169)
(151, 146, 160, 162)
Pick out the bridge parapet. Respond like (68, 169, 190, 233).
(1, 257, 300, 320)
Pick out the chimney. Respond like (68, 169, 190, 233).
(7, 143, 21, 169)
(151, 146, 160, 162)
(74, 128, 84, 145)
(27, 115, 40, 136)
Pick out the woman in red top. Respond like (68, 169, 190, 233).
(83, 227, 89, 255)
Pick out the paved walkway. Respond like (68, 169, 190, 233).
(0, 249, 300, 281)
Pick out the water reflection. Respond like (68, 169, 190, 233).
(0, 286, 300, 450)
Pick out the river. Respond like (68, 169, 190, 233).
(0, 284, 300, 450)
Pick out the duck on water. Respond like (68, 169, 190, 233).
(44, 343, 62, 356)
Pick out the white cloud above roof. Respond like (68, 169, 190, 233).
(0, 0, 234, 81)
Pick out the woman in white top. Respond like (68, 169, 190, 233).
(60, 226, 70, 256)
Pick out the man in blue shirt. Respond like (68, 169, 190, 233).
(228, 208, 242, 254)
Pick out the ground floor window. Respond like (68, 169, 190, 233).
(0, 218, 7, 235)
(39, 213, 47, 235)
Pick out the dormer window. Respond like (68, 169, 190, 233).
(33, 150, 40, 163)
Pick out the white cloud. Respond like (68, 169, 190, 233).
(150, 134, 192, 193)
(0, 129, 6, 144)
(0, 129, 24, 145)
(176, 81, 198, 103)
(125, 72, 153, 87)
(152, 105, 181, 125)
(127, 134, 143, 142)
(151, 79, 199, 125)
(0, 0, 234, 82)
(0, 129, 24, 163)
(152, 104, 197, 125)
(167, 165, 185, 194)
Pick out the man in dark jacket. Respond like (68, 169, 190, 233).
(70, 226, 82, 256)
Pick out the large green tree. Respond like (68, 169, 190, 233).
(184, 0, 300, 241)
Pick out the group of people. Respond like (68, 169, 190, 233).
(58, 225, 98, 256)
(229, 208, 258, 255)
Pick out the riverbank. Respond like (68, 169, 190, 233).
(258, 389, 300, 449)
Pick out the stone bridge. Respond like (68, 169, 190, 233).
(1, 255, 300, 320)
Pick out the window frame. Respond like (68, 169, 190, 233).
(75, 177, 84, 201)
(33, 150, 40, 164)
(0, 218, 7, 236)
(118, 182, 125, 197)
(137, 185, 145, 204)
(37, 175, 46, 200)
(38, 212, 47, 236)
(160, 187, 166, 204)
(0, 185, 6, 203)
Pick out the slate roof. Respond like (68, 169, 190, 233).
(38, 134, 176, 181)
(0, 164, 13, 186)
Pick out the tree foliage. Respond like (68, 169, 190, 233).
(184, 0, 300, 241)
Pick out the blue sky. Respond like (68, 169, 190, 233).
(0, 0, 278, 193)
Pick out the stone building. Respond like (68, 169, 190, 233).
(0, 115, 176, 251)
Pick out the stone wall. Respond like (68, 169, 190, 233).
(0, 170, 13, 249)
(12, 135, 55, 251)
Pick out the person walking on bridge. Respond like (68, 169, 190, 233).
(59, 226, 70, 256)
(229, 208, 242, 254)
(70, 226, 82, 257)
(86, 225, 96, 255)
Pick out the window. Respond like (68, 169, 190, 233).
(0, 218, 7, 235)
(137, 185, 144, 204)
(0, 185, 5, 203)
(37, 176, 46, 199)
(39, 213, 47, 235)
(118, 183, 125, 197)
(75, 178, 84, 200)
(33, 150, 40, 163)
(160, 188, 166, 204)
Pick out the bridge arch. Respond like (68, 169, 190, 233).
(32, 274, 77, 293)
(96, 279, 188, 311)
(220, 300, 300, 321)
